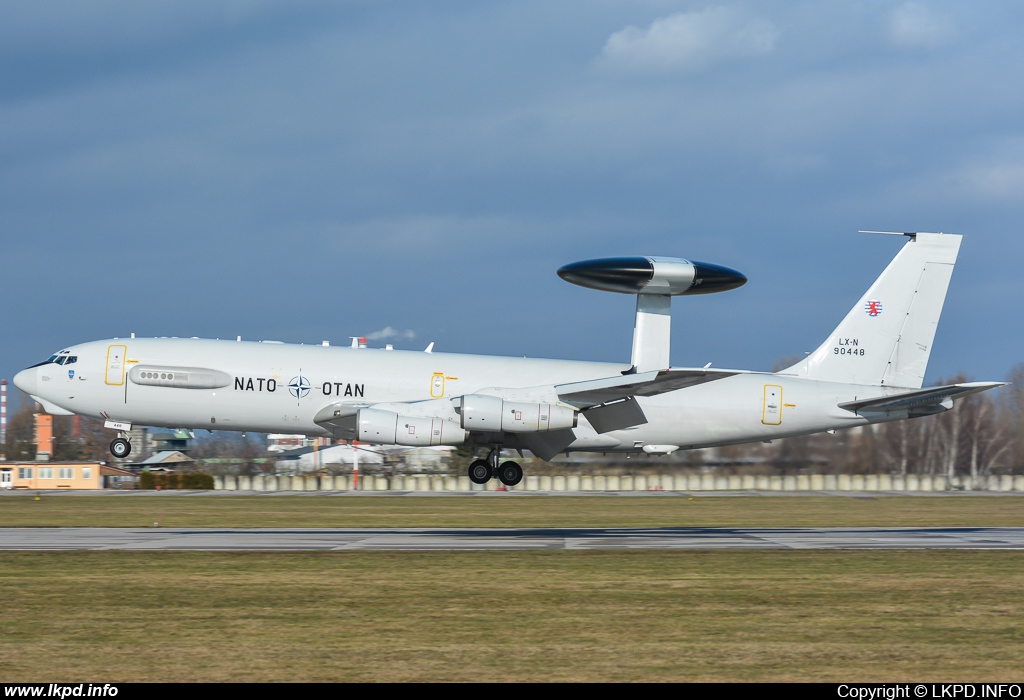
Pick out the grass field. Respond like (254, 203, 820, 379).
(2, 495, 1023, 682)
(1, 494, 1023, 528)
(1, 550, 1022, 682)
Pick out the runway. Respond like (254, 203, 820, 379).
(2, 527, 1024, 550)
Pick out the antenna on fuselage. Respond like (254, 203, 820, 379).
(557, 256, 746, 372)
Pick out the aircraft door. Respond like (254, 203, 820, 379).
(762, 384, 782, 425)
(430, 373, 445, 398)
(1, 468, 11, 489)
(105, 345, 127, 386)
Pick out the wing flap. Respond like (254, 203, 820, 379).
(517, 429, 579, 461)
(583, 397, 649, 434)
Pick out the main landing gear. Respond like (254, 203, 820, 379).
(468, 449, 523, 487)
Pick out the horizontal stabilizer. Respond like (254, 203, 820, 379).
(838, 382, 1004, 415)
(557, 368, 737, 409)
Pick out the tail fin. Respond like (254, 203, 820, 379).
(784, 233, 961, 388)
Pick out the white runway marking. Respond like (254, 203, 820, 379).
(2, 527, 1024, 550)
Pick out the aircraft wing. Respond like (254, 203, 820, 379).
(312, 370, 739, 441)
(556, 368, 739, 434)
(838, 382, 1004, 415)
(556, 368, 739, 409)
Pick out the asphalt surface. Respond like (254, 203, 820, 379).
(3, 489, 1023, 498)
(2, 527, 1024, 550)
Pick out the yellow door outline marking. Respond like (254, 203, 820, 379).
(762, 384, 783, 425)
(105, 345, 127, 386)
(429, 372, 445, 398)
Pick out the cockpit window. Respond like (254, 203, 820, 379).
(65, 356, 77, 364)
(30, 351, 71, 368)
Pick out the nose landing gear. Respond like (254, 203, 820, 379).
(467, 449, 523, 487)
(110, 435, 132, 459)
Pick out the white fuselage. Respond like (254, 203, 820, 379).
(16, 337, 891, 454)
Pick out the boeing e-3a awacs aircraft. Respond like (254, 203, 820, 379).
(14, 232, 1002, 486)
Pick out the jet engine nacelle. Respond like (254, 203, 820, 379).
(356, 408, 467, 446)
(459, 394, 578, 433)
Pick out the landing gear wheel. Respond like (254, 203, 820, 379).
(498, 461, 523, 487)
(110, 438, 131, 459)
(468, 459, 492, 484)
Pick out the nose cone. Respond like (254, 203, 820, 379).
(688, 261, 747, 294)
(13, 367, 37, 395)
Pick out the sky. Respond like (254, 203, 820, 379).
(2, 1, 1023, 405)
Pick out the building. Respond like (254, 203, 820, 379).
(1, 462, 138, 490)
(267, 434, 314, 453)
(150, 430, 192, 453)
(279, 443, 384, 473)
(134, 450, 196, 472)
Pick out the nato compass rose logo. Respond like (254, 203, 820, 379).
(864, 300, 883, 317)
(288, 375, 311, 400)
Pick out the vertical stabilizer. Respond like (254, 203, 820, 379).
(784, 233, 961, 388)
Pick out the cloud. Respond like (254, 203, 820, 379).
(887, 3, 955, 49)
(365, 327, 416, 341)
(952, 163, 1024, 202)
(599, 6, 779, 73)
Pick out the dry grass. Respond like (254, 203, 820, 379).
(1, 550, 1022, 682)
(2, 496, 1022, 681)
(0, 494, 1022, 528)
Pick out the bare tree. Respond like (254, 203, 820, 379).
(999, 363, 1024, 472)
(2, 393, 37, 460)
(190, 432, 268, 475)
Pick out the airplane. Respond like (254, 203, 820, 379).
(13, 232, 1002, 487)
